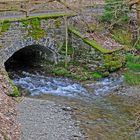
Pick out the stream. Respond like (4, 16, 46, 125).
(10, 70, 140, 140)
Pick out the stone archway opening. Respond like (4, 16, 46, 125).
(4, 45, 56, 76)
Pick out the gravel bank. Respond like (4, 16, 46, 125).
(17, 97, 85, 140)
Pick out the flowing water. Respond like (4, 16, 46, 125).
(10, 71, 140, 140)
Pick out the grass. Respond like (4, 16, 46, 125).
(135, 43, 140, 50)
(124, 72, 140, 86)
(126, 54, 140, 64)
(124, 54, 140, 85)
(127, 62, 140, 72)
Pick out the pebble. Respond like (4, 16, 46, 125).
(17, 98, 85, 140)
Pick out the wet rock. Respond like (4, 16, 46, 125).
(62, 106, 73, 112)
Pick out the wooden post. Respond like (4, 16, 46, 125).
(64, 15, 68, 68)
(25, 0, 30, 17)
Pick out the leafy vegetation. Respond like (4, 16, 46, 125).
(124, 54, 140, 85)
(101, 0, 130, 25)
(124, 72, 140, 86)
(8, 80, 20, 97)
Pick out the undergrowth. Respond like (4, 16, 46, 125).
(124, 54, 140, 85)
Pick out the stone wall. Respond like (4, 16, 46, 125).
(0, 17, 66, 66)
(69, 32, 104, 71)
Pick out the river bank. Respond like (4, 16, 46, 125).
(16, 83, 140, 140)
(17, 97, 85, 140)
(13, 70, 140, 140)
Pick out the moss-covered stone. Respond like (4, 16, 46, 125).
(8, 80, 20, 97)
(22, 18, 46, 40)
(0, 12, 76, 23)
(103, 53, 125, 72)
(52, 67, 70, 76)
(54, 19, 62, 28)
(0, 21, 11, 34)
(91, 72, 103, 80)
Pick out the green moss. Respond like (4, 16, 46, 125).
(103, 53, 124, 72)
(68, 27, 109, 53)
(54, 19, 62, 28)
(22, 18, 46, 40)
(102, 71, 110, 77)
(0, 21, 11, 33)
(91, 72, 103, 80)
(68, 27, 124, 53)
(8, 80, 20, 97)
(52, 67, 70, 76)
(0, 12, 76, 23)
(22, 20, 30, 27)
(30, 18, 41, 29)
(29, 28, 46, 40)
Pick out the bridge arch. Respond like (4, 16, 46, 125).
(4, 44, 58, 72)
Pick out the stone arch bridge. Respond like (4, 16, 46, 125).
(0, 10, 126, 140)
(0, 3, 126, 140)
(0, 13, 124, 68)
